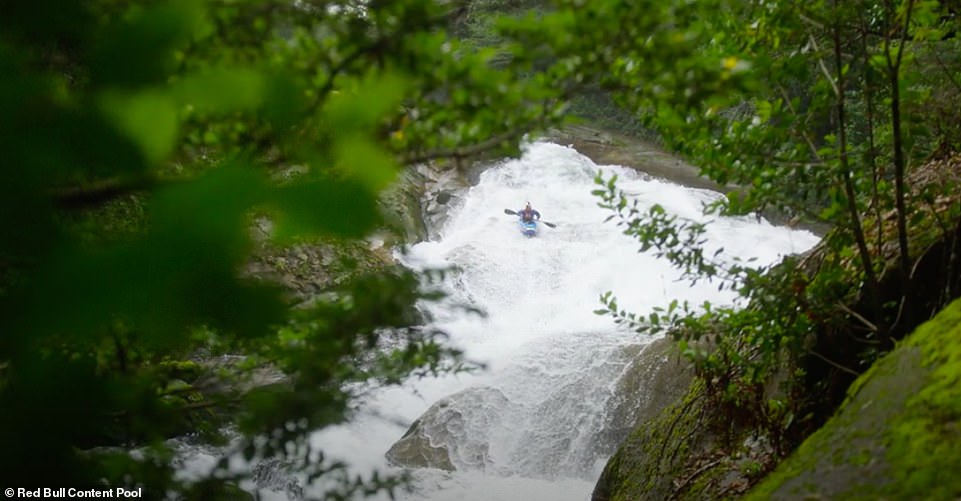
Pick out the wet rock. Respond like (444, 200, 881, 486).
(385, 387, 510, 471)
(252, 457, 303, 501)
(379, 168, 431, 244)
(386, 338, 694, 477)
(541, 125, 726, 193)
(603, 337, 695, 446)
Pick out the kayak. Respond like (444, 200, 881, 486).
(519, 219, 538, 237)
(504, 209, 554, 236)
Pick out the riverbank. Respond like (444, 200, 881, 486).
(544, 124, 725, 193)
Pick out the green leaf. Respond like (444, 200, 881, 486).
(149, 162, 266, 252)
(7, 164, 282, 348)
(756, 99, 772, 121)
(268, 179, 381, 240)
(323, 72, 408, 138)
(100, 90, 179, 165)
(334, 138, 399, 192)
(170, 68, 266, 114)
(89, 0, 209, 89)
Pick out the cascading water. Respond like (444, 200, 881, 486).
(303, 141, 820, 501)
(178, 141, 819, 500)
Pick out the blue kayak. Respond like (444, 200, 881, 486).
(519, 219, 538, 237)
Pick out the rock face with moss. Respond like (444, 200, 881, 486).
(244, 161, 475, 304)
(605, 337, 697, 445)
(744, 298, 961, 501)
(592, 380, 722, 501)
(594, 299, 961, 501)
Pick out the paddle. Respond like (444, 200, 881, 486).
(503, 208, 556, 228)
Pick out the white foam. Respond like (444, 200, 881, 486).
(191, 141, 821, 501)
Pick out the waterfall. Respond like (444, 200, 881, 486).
(179, 141, 820, 500)
(305, 141, 820, 501)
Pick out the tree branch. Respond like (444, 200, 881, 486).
(399, 126, 533, 165)
(669, 458, 724, 501)
(807, 348, 860, 376)
(776, 85, 824, 161)
(886, 0, 916, 333)
(811, 33, 841, 97)
(836, 302, 878, 333)
(50, 176, 160, 210)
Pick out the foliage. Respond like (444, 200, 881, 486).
(0, 0, 580, 496)
(585, 0, 961, 471)
(3, 0, 959, 496)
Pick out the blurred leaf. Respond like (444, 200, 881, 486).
(170, 68, 266, 114)
(269, 179, 381, 240)
(0, 352, 110, 480)
(100, 90, 179, 165)
(89, 0, 209, 89)
(334, 137, 399, 192)
(323, 72, 408, 138)
(262, 73, 305, 131)
(0, 0, 92, 46)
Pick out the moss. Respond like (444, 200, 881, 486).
(684, 459, 737, 501)
(883, 300, 961, 500)
(744, 299, 961, 500)
(595, 380, 710, 501)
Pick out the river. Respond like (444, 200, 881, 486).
(181, 141, 820, 500)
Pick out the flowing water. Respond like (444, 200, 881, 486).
(181, 141, 820, 500)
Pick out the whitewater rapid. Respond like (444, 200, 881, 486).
(299, 141, 820, 501)
(180, 141, 820, 500)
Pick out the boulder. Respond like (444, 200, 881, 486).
(745, 298, 961, 500)
(385, 387, 510, 471)
(605, 336, 696, 441)
(591, 380, 712, 501)
(594, 299, 961, 501)
(386, 337, 695, 476)
(591, 337, 744, 501)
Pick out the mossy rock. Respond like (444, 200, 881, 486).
(592, 379, 716, 501)
(592, 337, 773, 501)
(378, 167, 430, 244)
(604, 337, 697, 446)
(745, 298, 961, 500)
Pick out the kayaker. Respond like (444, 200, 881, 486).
(517, 202, 541, 222)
